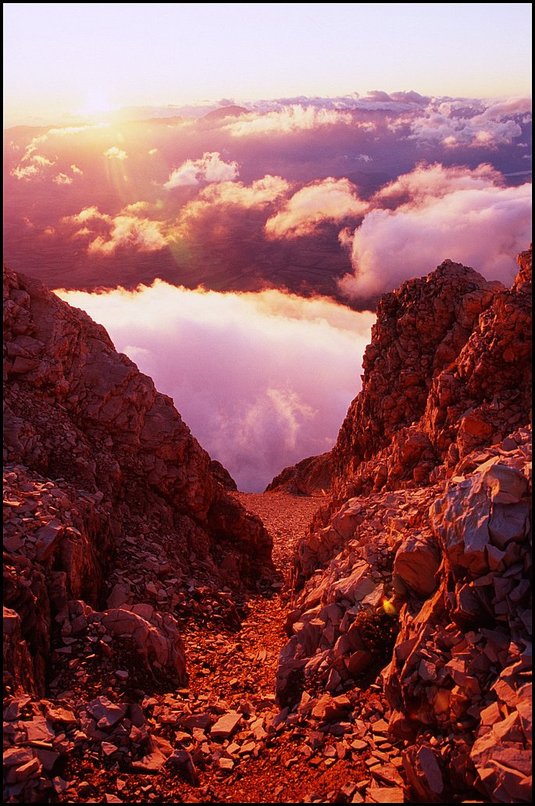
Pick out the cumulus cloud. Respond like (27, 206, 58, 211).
(175, 175, 290, 233)
(164, 151, 238, 189)
(373, 162, 503, 205)
(87, 216, 166, 255)
(50, 164, 83, 185)
(104, 146, 128, 160)
(405, 96, 530, 148)
(12, 163, 40, 180)
(265, 178, 368, 238)
(55, 283, 374, 491)
(339, 163, 532, 299)
(53, 173, 73, 185)
(224, 105, 353, 137)
(10, 124, 103, 180)
(63, 204, 166, 255)
(11, 153, 55, 180)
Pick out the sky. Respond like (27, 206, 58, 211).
(4, 3, 532, 125)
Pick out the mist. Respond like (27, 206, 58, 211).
(57, 283, 374, 491)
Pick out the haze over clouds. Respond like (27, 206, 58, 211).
(340, 164, 532, 298)
(4, 4, 531, 126)
(56, 283, 374, 491)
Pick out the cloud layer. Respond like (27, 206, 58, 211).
(56, 283, 374, 491)
(4, 92, 531, 302)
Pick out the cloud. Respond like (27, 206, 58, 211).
(11, 163, 40, 180)
(51, 164, 83, 185)
(104, 146, 128, 160)
(10, 124, 103, 180)
(87, 216, 166, 255)
(405, 96, 530, 148)
(63, 204, 166, 255)
(164, 151, 238, 189)
(339, 164, 532, 299)
(224, 105, 353, 137)
(53, 173, 73, 185)
(265, 178, 368, 238)
(373, 162, 503, 205)
(175, 175, 290, 233)
(63, 206, 109, 224)
(11, 152, 55, 180)
(55, 283, 374, 491)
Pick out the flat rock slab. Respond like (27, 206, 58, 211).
(366, 785, 405, 803)
(210, 711, 242, 739)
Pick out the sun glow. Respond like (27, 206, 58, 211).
(77, 91, 115, 122)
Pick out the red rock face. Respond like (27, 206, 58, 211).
(326, 249, 532, 502)
(271, 252, 531, 501)
(265, 451, 333, 495)
(3, 267, 274, 697)
(280, 248, 531, 803)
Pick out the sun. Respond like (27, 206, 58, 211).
(77, 90, 115, 121)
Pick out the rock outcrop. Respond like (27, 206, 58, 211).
(266, 451, 333, 495)
(3, 266, 274, 704)
(278, 248, 532, 802)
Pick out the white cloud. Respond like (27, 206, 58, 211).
(265, 178, 368, 238)
(63, 204, 166, 255)
(174, 175, 290, 233)
(87, 216, 166, 255)
(104, 146, 128, 160)
(164, 151, 238, 189)
(53, 173, 73, 185)
(339, 164, 532, 299)
(405, 96, 530, 148)
(224, 105, 353, 137)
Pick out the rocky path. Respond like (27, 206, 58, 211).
(161, 491, 403, 804)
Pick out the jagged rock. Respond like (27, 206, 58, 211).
(209, 459, 238, 491)
(131, 735, 173, 773)
(101, 607, 186, 683)
(3, 266, 274, 698)
(87, 697, 127, 729)
(279, 249, 531, 803)
(165, 748, 199, 784)
(393, 532, 440, 597)
(366, 785, 405, 803)
(266, 452, 333, 494)
(403, 745, 444, 802)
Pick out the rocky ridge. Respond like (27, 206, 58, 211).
(278, 248, 532, 802)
